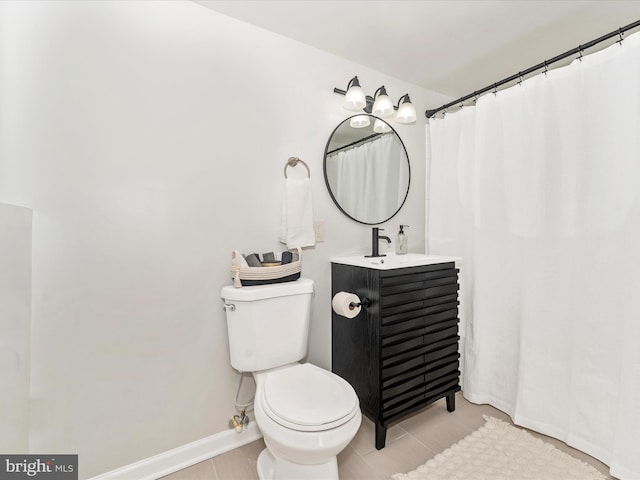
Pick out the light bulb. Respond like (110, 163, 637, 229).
(373, 118, 391, 133)
(396, 95, 417, 124)
(343, 77, 366, 111)
(350, 115, 370, 128)
(372, 86, 394, 118)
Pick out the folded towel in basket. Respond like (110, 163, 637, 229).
(279, 177, 315, 249)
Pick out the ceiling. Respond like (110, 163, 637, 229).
(194, 0, 640, 103)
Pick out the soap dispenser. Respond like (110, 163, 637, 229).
(396, 225, 409, 255)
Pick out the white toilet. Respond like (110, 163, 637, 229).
(221, 278, 361, 480)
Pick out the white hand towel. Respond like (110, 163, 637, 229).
(279, 177, 316, 248)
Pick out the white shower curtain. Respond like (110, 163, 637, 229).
(428, 32, 640, 479)
(326, 133, 406, 223)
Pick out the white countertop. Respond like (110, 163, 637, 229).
(330, 252, 462, 270)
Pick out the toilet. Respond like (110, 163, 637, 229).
(221, 278, 361, 480)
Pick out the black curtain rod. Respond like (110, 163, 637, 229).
(425, 18, 640, 119)
(326, 132, 384, 155)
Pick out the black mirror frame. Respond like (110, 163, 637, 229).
(323, 115, 411, 225)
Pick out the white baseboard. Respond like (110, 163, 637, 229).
(90, 423, 262, 480)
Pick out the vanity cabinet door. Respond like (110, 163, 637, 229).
(378, 266, 460, 425)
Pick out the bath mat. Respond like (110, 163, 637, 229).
(392, 416, 605, 480)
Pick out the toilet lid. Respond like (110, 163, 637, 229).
(262, 363, 359, 432)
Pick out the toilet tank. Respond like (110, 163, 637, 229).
(221, 278, 314, 372)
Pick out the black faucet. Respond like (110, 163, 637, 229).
(365, 227, 392, 258)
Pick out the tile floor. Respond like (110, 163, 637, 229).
(161, 392, 616, 480)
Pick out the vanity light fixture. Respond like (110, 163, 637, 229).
(333, 76, 417, 125)
(342, 76, 367, 111)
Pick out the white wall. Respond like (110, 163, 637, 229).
(0, 1, 450, 477)
(0, 203, 32, 453)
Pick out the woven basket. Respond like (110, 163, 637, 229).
(230, 247, 302, 287)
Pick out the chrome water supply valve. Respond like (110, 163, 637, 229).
(230, 409, 249, 433)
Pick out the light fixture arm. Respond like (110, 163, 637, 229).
(347, 76, 360, 90)
(396, 94, 411, 108)
(364, 100, 373, 113)
(333, 75, 360, 96)
(373, 86, 387, 100)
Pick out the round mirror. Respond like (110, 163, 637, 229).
(323, 115, 410, 225)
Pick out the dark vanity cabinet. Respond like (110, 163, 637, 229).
(331, 260, 461, 450)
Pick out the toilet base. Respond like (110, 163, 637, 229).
(257, 448, 339, 480)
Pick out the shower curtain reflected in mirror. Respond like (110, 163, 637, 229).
(325, 134, 408, 224)
(428, 31, 640, 480)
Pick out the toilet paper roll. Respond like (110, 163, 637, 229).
(332, 291, 362, 319)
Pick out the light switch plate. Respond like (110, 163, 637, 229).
(313, 221, 325, 242)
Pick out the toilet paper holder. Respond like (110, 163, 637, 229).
(349, 297, 371, 310)
(332, 291, 371, 318)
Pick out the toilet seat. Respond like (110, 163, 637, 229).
(261, 363, 359, 432)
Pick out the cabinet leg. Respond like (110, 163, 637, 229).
(375, 422, 387, 450)
(446, 393, 456, 412)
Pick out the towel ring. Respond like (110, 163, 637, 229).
(284, 157, 310, 179)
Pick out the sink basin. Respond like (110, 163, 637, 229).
(330, 252, 461, 270)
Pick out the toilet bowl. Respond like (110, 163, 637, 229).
(253, 362, 362, 480)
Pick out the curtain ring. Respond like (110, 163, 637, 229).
(578, 45, 584, 62)
(492, 83, 498, 96)
(543, 60, 548, 77)
(617, 28, 624, 45)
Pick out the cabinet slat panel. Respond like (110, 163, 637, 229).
(380, 263, 456, 281)
(382, 394, 427, 421)
(381, 275, 458, 296)
(381, 374, 426, 401)
(382, 335, 425, 357)
(382, 318, 457, 347)
(423, 372, 460, 393)
(424, 325, 458, 345)
(383, 388, 426, 411)
(382, 362, 460, 405)
(382, 373, 460, 414)
(381, 284, 459, 307)
(423, 378, 461, 404)
(382, 319, 458, 355)
(382, 369, 424, 393)
(382, 353, 459, 390)
(425, 352, 460, 375)
(380, 354, 426, 381)
(382, 311, 458, 341)
(381, 300, 458, 327)
(381, 297, 458, 326)
(381, 337, 460, 374)
(382, 379, 461, 422)
(425, 360, 459, 383)
(381, 326, 458, 362)
(381, 268, 457, 288)
(381, 294, 459, 319)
